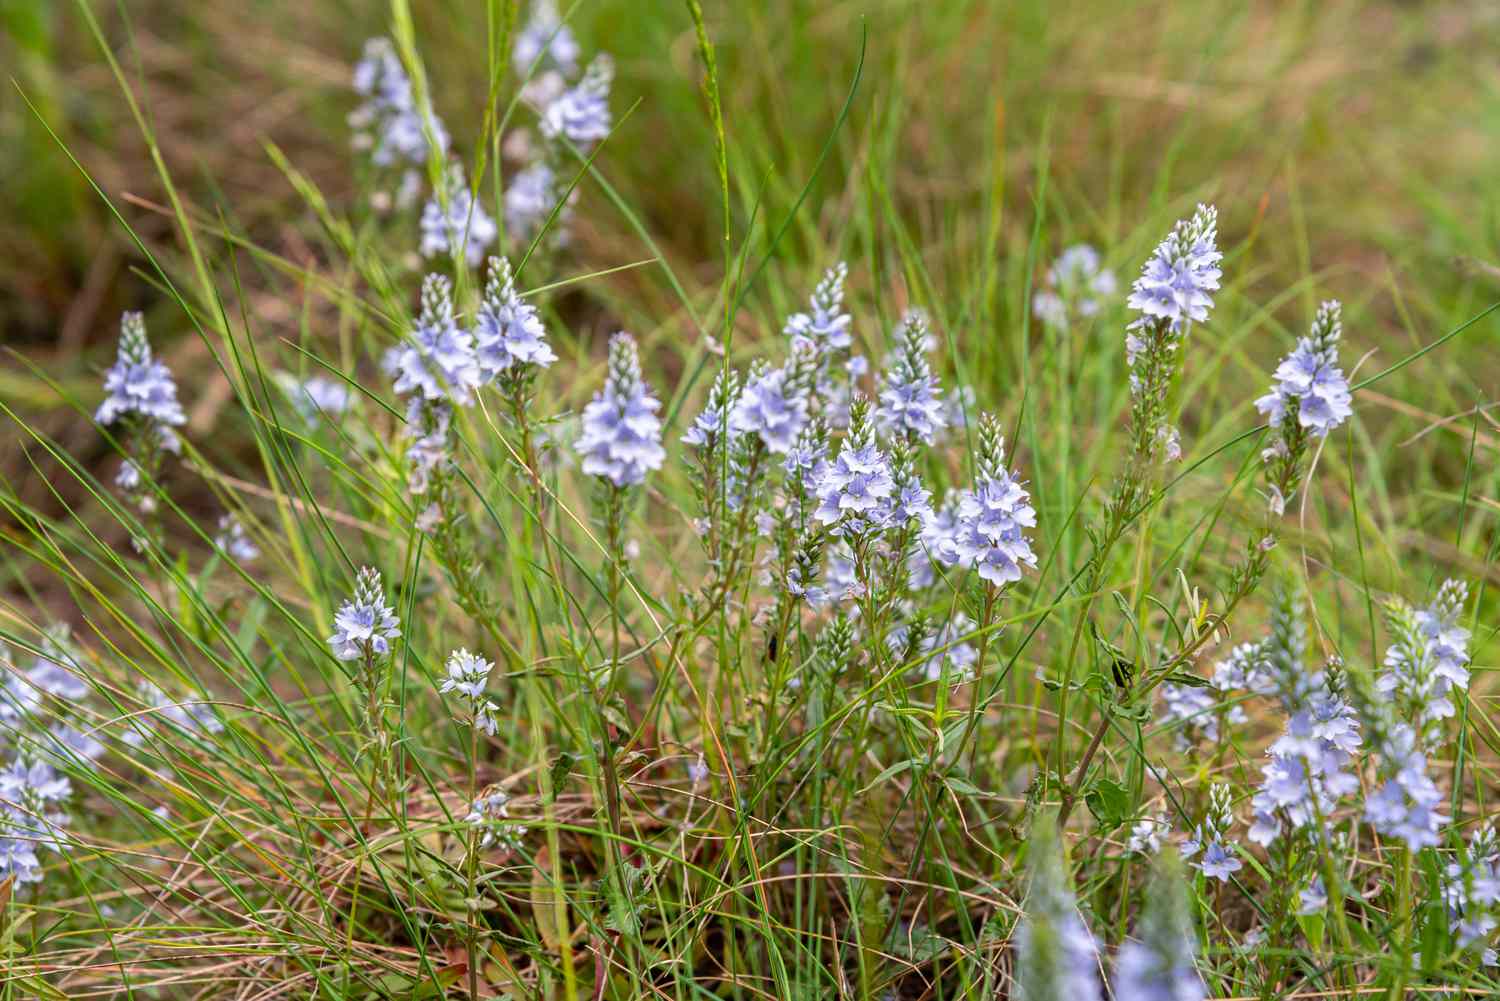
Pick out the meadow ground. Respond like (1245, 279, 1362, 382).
(1, 1, 1498, 998)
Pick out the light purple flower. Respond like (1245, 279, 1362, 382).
(386, 274, 482, 405)
(328, 566, 401, 662)
(420, 164, 498, 268)
(97, 312, 187, 429)
(505, 161, 571, 244)
(1126, 205, 1221, 331)
(473, 256, 557, 380)
(732, 364, 809, 455)
(784, 263, 853, 351)
(937, 472, 1037, 586)
(574, 333, 666, 488)
(1255, 302, 1352, 438)
(541, 54, 613, 149)
(811, 442, 895, 533)
(877, 310, 946, 445)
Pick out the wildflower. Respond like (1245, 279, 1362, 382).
(1248, 665, 1362, 847)
(1123, 205, 1221, 464)
(328, 567, 401, 662)
(277, 373, 352, 424)
(420, 163, 498, 268)
(1013, 820, 1101, 1001)
(933, 415, 1037, 585)
(404, 403, 454, 496)
(1113, 851, 1206, 1001)
(25, 627, 88, 702)
(811, 398, 896, 536)
(784, 262, 853, 352)
(1298, 877, 1328, 915)
(505, 160, 569, 244)
(97, 312, 188, 429)
(1378, 579, 1471, 745)
(350, 37, 449, 169)
(0, 833, 43, 886)
(682, 369, 742, 449)
(688, 754, 710, 787)
(128, 681, 224, 740)
(1158, 682, 1225, 749)
(440, 648, 500, 737)
(214, 514, 260, 562)
(541, 54, 613, 149)
(731, 358, 813, 455)
(513, 0, 581, 104)
(1364, 723, 1447, 850)
(877, 310, 947, 445)
(1126, 205, 1221, 331)
(1033, 244, 1118, 329)
(0, 758, 71, 850)
(473, 255, 557, 381)
(1182, 783, 1241, 882)
(1445, 824, 1500, 961)
(574, 332, 666, 487)
(1128, 813, 1170, 855)
(1255, 301, 1353, 439)
(466, 789, 527, 851)
(386, 274, 482, 405)
(49, 724, 106, 764)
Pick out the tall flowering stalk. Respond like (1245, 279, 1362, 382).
(96, 311, 187, 545)
(1056, 207, 1221, 820)
(386, 274, 492, 620)
(327, 566, 402, 801)
(1255, 300, 1352, 517)
(573, 331, 663, 936)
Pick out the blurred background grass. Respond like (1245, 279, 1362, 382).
(2, 0, 1498, 584)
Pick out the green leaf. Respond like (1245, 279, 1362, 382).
(1083, 777, 1133, 832)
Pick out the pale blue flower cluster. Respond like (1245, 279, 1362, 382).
(541, 54, 613, 150)
(574, 332, 666, 488)
(1, 757, 71, 886)
(1126, 204, 1222, 335)
(474, 255, 558, 380)
(97, 311, 187, 436)
(1444, 825, 1500, 963)
(810, 407, 896, 537)
(1183, 783, 1241, 882)
(731, 357, 813, 455)
(682, 369, 741, 450)
(465, 790, 527, 851)
(328, 567, 401, 663)
(1377, 578, 1471, 742)
(350, 37, 450, 171)
(1255, 300, 1353, 439)
(420, 163, 498, 268)
(440, 648, 499, 736)
(1364, 723, 1448, 850)
(1112, 867, 1206, 1001)
(1013, 828, 1101, 1001)
(504, 161, 570, 245)
(1247, 689, 1361, 846)
(386, 275, 483, 406)
(276, 373, 352, 425)
(931, 429, 1037, 586)
(784, 262, 853, 352)
(214, 515, 260, 563)
(513, 0, 581, 105)
(1033, 244, 1118, 329)
(877, 310, 947, 445)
